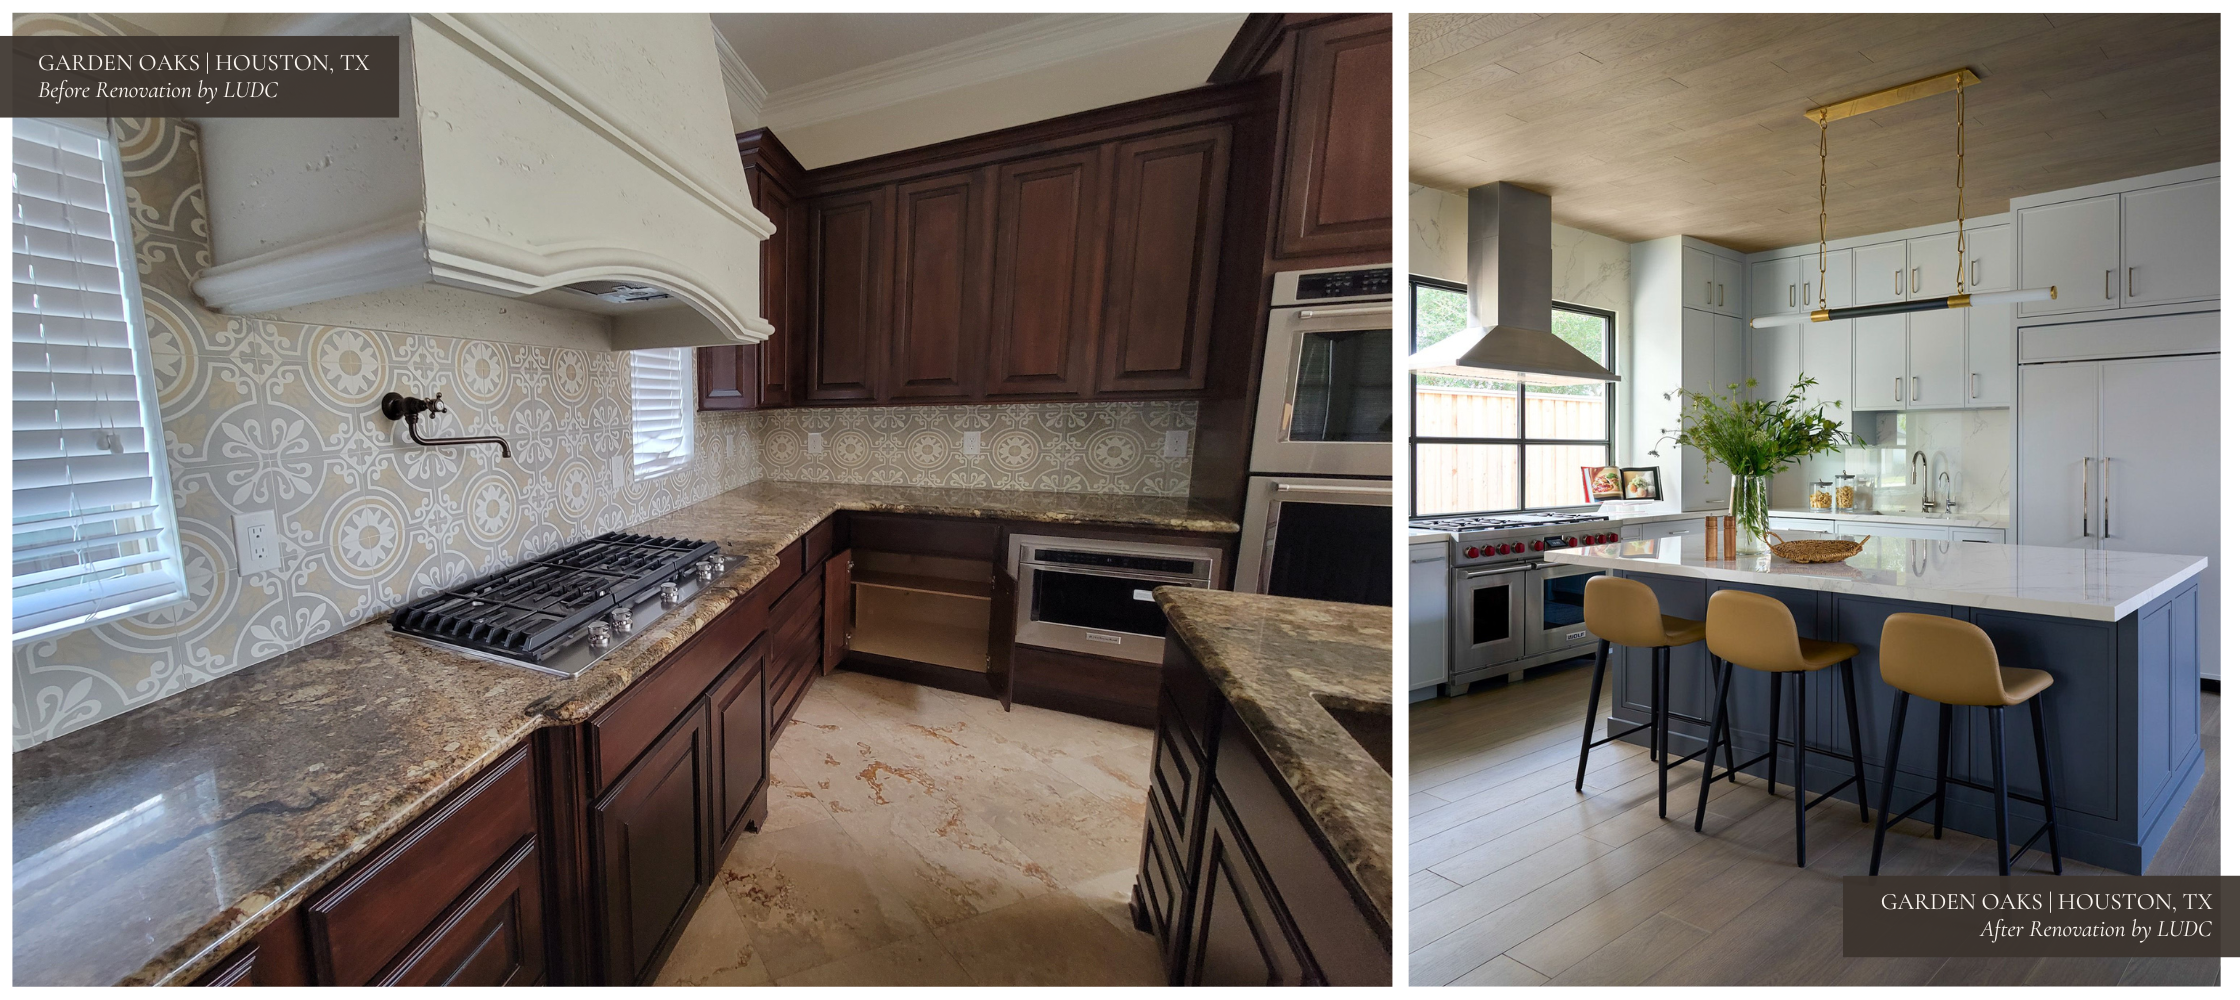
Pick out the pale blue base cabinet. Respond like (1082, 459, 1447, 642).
(1603, 571, 2203, 875)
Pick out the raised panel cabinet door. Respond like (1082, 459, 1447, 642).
(1749, 256, 1797, 320)
(1711, 254, 1745, 317)
(2013, 361, 2100, 549)
(1852, 313, 1907, 410)
(2016, 194, 2119, 317)
(807, 188, 891, 402)
(592, 705, 712, 985)
(1905, 308, 1966, 408)
(1097, 125, 1232, 395)
(710, 644, 768, 836)
(889, 171, 990, 400)
(986, 149, 1104, 398)
(380, 839, 546, 986)
(2120, 177, 2220, 307)
(1185, 790, 1312, 986)
(1275, 15, 1392, 258)
(1851, 240, 1907, 306)
(755, 180, 802, 408)
(695, 346, 752, 411)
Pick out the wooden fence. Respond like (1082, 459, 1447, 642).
(1414, 387, 1609, 513)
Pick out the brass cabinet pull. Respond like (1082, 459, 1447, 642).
(1971, 259, 1980, 286)
(1894, 269, 1903, 296)
(2127, 267, 2136, 298)
(1706, 280, 1714, 304)
(1718, 283, 1725, 307)
(1894, 376, 1903, 402)
(1912, 375, 1920, 401)
(2102, 456, 2111, 538)
(2081, 457, 2091, 537)
(1971, 372, 1980, 398)
(2104, 270, 2113, 299)
(1789, 283, 1796, 308)
(1910, 266, 1920, 294)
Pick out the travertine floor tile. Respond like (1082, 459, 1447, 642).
(773, 932, 977, 987)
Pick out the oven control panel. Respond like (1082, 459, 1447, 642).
(1272, 263, 1394, 306)
(1454, 528, 1620, 564)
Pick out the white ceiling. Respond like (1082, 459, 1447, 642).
(711, 13, 1040, 92)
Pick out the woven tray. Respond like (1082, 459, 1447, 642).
(1765, 531, 1868, 564)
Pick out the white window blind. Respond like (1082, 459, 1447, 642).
(630, 347, 692, 479)
(13, 118, 186, 642)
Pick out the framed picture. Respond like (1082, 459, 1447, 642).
(1620, 467, 1662, 501)
(1581, 465, 1625, 502)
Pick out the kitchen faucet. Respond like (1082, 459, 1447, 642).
(1938, 471, 1955, 513)
(1911, 451, 1931, 512)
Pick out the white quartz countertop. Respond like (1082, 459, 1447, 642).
(1769, 508, 2011, 530)
(1544, 534, 2205, 621)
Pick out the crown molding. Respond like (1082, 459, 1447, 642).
(758, 13, 1241, 132)
(710, 22, 767, 129)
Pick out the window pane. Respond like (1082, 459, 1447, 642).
(1412, 282, 1467, 351)
(1524, 444, 1611, 509)
(1414, 374, 1519, 438)
(1550, 308, 1608, 365)
(1415, 443, 1518, 515)
(1522, 380, 1607, 438)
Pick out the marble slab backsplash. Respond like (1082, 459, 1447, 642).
(1774, 408, 2012, 517)
(754, 401, 1196, 497)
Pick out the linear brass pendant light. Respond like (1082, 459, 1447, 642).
(1750, 69, 2057, 329)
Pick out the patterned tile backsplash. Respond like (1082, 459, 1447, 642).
(12, 107, 1194, 749)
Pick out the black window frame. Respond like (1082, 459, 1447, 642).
(1408, 277, 1618, 517)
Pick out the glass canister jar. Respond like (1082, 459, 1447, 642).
(1809, 481, 1833, 509)
(1832, 473, 1858, 513)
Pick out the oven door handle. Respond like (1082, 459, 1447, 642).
(1460, 565, 1533, 580)
(1293, 304, 1392, 320)
(1016, 562, 1211, 585)
(1275, 482, 1392, 495)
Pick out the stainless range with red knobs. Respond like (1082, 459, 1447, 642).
(1410, 511, 1619, 694)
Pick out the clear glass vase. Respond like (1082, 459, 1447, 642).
(1732, 474, 1770, 554)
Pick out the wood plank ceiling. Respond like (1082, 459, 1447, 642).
(1410, 13, 2220, 252)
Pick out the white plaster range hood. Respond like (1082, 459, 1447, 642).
(191, 13, 774, 351)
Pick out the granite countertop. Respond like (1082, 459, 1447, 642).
(1546, 533, 2206, 621)
(1151, 588, 1392, 922)
(11, 482, 1237, 987)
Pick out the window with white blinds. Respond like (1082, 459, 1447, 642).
(13, 118, 186, 642)
(630, 347, 692, 479)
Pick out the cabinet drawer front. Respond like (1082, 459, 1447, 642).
(801, 517, 841, 567)
(380, 838, 546, 986)
(588, 596, 765, 794)
(755, 543, 807, 612)
(306, 745, 537, 986)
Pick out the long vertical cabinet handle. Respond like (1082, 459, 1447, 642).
(1894, 377, 1903, 403)
(2101, 457, 2111, 539)
(2081, 457, 2091, 538)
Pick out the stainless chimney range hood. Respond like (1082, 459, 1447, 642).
(1406, 182, 1619, 386)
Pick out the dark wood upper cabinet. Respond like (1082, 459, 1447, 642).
(806, 188, 890, 402)
(590, 704, 712, 985)
(1097, 125, 1232, 395)
(984, 149, 1106, 398)
(888, 171, 990, 400)
(703, 129, 805, 412)
(1274, 16, 1392, 259)
(696, 345, 753, 410)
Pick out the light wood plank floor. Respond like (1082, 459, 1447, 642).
(1409, 662, 2221, 986)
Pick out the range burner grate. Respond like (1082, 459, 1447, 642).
(392, 531, 718, 663)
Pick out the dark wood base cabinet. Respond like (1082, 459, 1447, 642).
(1133, 637, 1388, 986)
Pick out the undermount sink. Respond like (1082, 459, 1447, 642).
(1313, 694, 1392, 774)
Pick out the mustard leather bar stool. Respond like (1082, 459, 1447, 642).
(1869, 613, 2062, 876)
(1577, 576, 1732, 818)
(1694, 589, 1872, 867)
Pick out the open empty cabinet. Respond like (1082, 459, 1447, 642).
(833, 514, 1003, 686)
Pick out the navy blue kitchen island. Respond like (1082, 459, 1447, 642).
(1546, 535, 2208, 875)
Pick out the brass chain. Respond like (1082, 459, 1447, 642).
(1817, 109, 1828, 308)
(1954, 72, 1967, 295)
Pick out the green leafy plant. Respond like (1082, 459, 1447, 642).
(1655, 376, 1849, 545)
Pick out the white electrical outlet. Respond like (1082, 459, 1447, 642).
(1163, 430, 1189, 459)
(610, 455, 627, 489)
(807, 431, 824, 455)
(962, 430, 982, 455)
(233, 511, 279, 575)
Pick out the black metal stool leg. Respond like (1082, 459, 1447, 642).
(1792, 669, 1809, 866)
(1870, 692, 1911, 875)
(1766, 672, 1784, 796)
(1717, 656, 1737, 782)
(1576, 639, 1611, 792)
(1989, 706, 2011, 876)
(1654, 645, 1670, 818)
(1932, 703, 1953, 839)
(2029, 695, 2063, 874)
(1840, 659, 1871, 822)
(1696, 658, 1734, 832)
